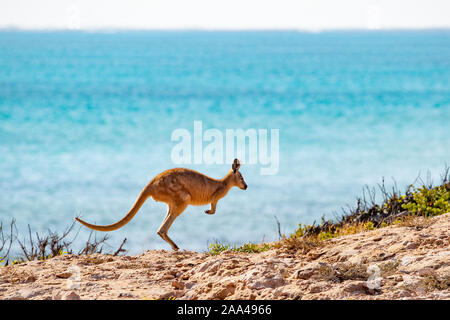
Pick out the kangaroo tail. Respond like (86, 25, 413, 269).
(75, 188, 151, 232)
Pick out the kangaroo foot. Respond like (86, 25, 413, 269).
(158, 231, 179, 251)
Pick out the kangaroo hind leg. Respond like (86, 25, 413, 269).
(157, 202, 188, 251)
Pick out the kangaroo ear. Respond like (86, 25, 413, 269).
(232, 159, 241, 173)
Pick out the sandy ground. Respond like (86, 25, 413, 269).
(1, 213, 449, 300)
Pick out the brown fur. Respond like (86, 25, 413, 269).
(75, 159, 247, 251)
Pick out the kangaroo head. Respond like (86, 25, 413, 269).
(230, 159, 247, 190)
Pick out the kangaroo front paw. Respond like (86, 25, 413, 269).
(205, 210, 215, 215)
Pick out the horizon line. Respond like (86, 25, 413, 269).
(1, 26, 450, 33)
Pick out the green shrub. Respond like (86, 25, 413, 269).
(208, 241, 273, 255)
(402, 185, 450, 217)
(208, 242, 232, 255)
(290, 173, 450, 244)
(236, 242, 273, 253)
(293, 223, 311, 238)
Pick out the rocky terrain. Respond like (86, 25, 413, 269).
(1, 213, 449, 300)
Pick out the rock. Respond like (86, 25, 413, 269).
(168, 269, 178, 276)
(291, 262, 325, 279)
(416, 286, 427, 295)
(387, 243, 403, 253)
(400, 256, 416, 266)
(343, 281, 368, 294)
(181, 274, 190, 280)
(185, 282, 196, 289)
(406, 242, 418, 250)
(395, 290, 411, 298)
(56, 272, 73, 279)
(147, 288, 175, 300)
(196, 260, 223, 273)
(63, 291, 81, 300)
(24, 275, 37, 283)
(271, 288, 289, 298)
(210, 283, 236, 300)
(292, 268, 315, 279)
(183, 290, 199, 300)
(417, 268, 434, 277)
(171, 280, 185, 290)
(118, 292, 135, 298)
(247, 275, 285, 290)
(337, 250, 359, 262)
(309, 282, 330, 294)
(52, 291, 62, 300)
(18, 288, 41, 299)
(5, 296, 27, 300)
(348, 255, 366, 265)
(386, 274, 402, 281)
(397, 274, 420, 287)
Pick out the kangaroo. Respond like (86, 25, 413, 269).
(75, 159, 247, 251)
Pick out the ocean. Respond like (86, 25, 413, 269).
(0, 30, 449, 254)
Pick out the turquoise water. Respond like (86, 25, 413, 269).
(0, 31, 449, 253)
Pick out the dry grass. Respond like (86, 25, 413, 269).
(274, 235, 323, 254)
(378, 260, 401, 277)
(0, 267, 36, 284)
(79, 255, 114, 266)
(392, 215, 434, 230)
(315, 263, 369, 283)
(420, 273, 450, 292)
(1, 219, 127, 266)
(116, 262, 151, 269)
(313, 260, 401, 284)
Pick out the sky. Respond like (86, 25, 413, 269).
(0, 0, 449, 30)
